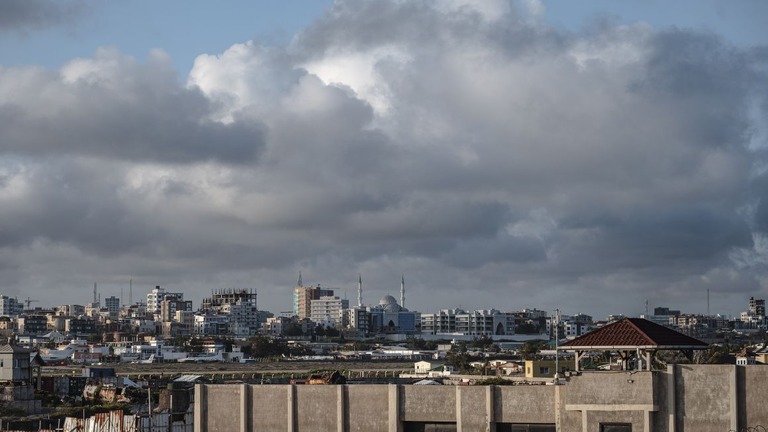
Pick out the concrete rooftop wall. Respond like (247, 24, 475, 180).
(194, 365, 768, 432)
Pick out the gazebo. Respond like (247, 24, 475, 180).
(559, 318, 708, 371)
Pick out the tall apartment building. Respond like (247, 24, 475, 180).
(18, 315, 47, 335)
(293, 284, 334, 319)
(160, 297, 193, 322)
(0, 296, 23, 317)
(104, 296, 121, 315)
(309, 296, 349, 328)
(201, 289, 259, 337)
(146, 286, 184, 315)
(749, 297, 765, 317)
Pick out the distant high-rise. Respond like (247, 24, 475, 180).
(749, 297, 765, 317)
(0, 296, 23, 317)
(293, 284, 334, 319)
(201, 289, 259, 337)
(653, 307, 681, 316)
(310, 296, 349, 328)
(146, 286, 184, 315)
(104, 296, 121, 315)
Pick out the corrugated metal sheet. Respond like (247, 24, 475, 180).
(61, 409, 193, 432)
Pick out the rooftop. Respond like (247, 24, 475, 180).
(560, 318, 708, 349)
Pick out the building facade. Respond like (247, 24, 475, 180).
(309, 296, 349, 328)
(293, 285, 334, 319)
(420, 309, 515, 336)
(0, 296, 23, 318)
(201, 289, 259, 337)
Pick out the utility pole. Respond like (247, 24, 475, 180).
(554, 308, 560, 381)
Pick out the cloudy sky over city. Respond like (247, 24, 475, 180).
(1, 0, 767, 318)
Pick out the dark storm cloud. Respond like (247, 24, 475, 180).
(0, 0, 85, 33)
(0, 49, 265, 164)
(0, 159, 163, 255)
(558, 207, 753, 272)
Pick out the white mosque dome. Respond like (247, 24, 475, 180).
(378, 295, 402, 312)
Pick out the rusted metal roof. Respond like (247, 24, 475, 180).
(560, 318, 708, 349)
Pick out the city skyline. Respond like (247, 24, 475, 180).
(1, 1, 767, 319)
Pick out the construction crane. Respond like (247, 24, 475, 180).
(23, 297, 39, 310)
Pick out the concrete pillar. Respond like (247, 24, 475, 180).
(455, 386, 462, 432)
(486, 385, 495, 432)
(554, 382, 561, 432)
(388, 384, 401, 432)
(643, 409, 651, 432)
(730, 365, 738, 432)
(240, 384, 248, 432)
(288, 384, 296, 432)
(666, 365, 676, 432)
(194, 384, 206, 432)
(337, 385, 346, 432)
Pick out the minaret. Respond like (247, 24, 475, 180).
(400, 274, 405, 308)
(358, 274, 363, 307)
(93, 282, 97, 304)
(297, 272, 303, 287)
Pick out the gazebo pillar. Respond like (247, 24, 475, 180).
(644, 350, 653, 371)
(572, 351, 584, 372)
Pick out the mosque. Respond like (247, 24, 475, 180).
(349, 276, 419, 335)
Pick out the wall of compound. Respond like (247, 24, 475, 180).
(194, 365, 768, 432)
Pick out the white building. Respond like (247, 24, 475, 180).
(193, 314, 229, 336)
(146, 286, 184, 316)
(310, 296, 349, 328)
(201, 289, 259, 337)
(420, 309, 515, 336)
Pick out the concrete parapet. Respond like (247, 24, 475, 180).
(194, 365, 768, 432)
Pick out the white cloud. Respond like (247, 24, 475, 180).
(0, 0, 766, 317)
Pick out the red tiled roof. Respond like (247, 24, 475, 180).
(560, 318, 708, 349)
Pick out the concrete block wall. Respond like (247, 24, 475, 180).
(743, 366, 768, 428)
(195, 383, 558, 431)
(673, 364, 734, 432)
(194, 365, 768, 432)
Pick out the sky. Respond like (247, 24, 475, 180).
(1, 0, 767, 320)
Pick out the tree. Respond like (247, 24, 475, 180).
(445, 350, 471, 372)
(520, 340, 547, 359)
(515, 322, 539, 334)
(283, 322, 304, 337)
(471, 336, 494, 350)
(243, 336, 290, 358)
(406, 338, 437, 350)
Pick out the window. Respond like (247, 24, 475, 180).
(539, 367, 549, 375)
(498, 424, 555, 432)
(600, 423, 632, 432)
